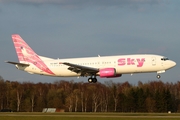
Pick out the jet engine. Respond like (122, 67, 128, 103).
(99, 68, 122, 78)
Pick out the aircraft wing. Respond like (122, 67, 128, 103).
(5, 61, 30, 66)
(62, 62, 99, 76)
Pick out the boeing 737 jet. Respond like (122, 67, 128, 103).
(6, 34, 176, 83)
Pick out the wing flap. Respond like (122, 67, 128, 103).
(5, 61, 30, 66)
(62, 62, 99, 76)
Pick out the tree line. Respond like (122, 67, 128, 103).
(0, 76, 180, 112)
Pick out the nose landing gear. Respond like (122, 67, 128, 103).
(156, 74, 161, 79)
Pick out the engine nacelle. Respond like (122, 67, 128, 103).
(99, 68, 122, 78)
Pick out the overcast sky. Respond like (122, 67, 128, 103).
(0, 0, 180, 84)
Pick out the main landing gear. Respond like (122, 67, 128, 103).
(88, 76, 97, 83)
(156, 74, 161, 79)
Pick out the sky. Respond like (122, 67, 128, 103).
(0, 0, 180, 84)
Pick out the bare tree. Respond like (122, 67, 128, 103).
(16, 84, 23, 112)
(106, 81, 119, 112)
(0, 77, 6, 110)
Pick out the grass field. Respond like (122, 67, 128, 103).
(0, 112, 180, 120)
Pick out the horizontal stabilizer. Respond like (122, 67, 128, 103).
(5, 61, 30, 66)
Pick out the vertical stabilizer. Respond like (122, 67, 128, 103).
(12, 34, 38, 63)
(11, 34, 55, 75)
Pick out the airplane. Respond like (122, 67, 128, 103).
(6, 34, 176, 83)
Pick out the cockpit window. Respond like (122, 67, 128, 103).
(161, 57, 169, 61)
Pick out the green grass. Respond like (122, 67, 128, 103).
(0, 112, 180, 120)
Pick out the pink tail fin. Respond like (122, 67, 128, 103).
(11, 34, 55, 75)
(12, 34, 38, 63)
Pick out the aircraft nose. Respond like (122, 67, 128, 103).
(170, 61, 176, 67)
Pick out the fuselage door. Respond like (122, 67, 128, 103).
(152, 57, 156, 66)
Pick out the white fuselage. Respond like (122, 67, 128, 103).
(17, 54, 176, 77)
(8, 34, 176, 83)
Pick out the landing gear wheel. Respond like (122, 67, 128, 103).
(88, 77, 97, 83)
(156, 74, 161, 79)
(92, 78, 97, 83)
(88, 78, 93, 83)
